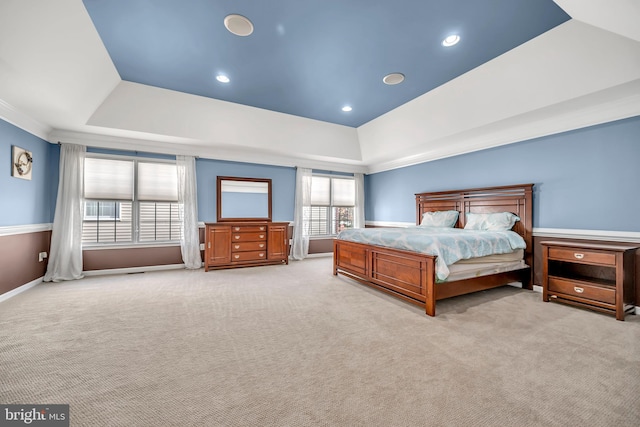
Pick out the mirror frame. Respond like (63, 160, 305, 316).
(216, 176, 272, 222)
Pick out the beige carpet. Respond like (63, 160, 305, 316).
(1, 257, 639, 427)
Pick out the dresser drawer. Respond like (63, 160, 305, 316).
(548, 247, 616, 266)
(231, 225, 267, 233)
(548, 277, 615, 305)
(232, 232, 267, 242)
(231, 251, 266, 262)
(232, 241, 266, 252)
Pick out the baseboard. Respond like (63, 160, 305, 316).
(365, 220, 414, 228)
(83, 263, 186, 277)
(305, 252, 333, 259)
(0, 277, 43, 303)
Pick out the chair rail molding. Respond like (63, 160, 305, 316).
(0, 223, 52, 237)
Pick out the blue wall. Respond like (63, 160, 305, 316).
(7, 114, 637, 232)
(0, 119, 58, 226)
(197, 159, 296, 222)
(365, 116, 640, 232)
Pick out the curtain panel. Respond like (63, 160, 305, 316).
(44, 143, 86, 282)
(177, 155, 202, 269)
(291, 167, 312, 260)
(354, 173, 365, 229)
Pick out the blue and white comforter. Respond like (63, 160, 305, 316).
(337, 226, 526, 281)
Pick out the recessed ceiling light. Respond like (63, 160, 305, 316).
(383, 73, 405, 85)
(442, 34, 460, 47)
(224, 14, 254, 37)
(342, 106, 352, 112)
(216, 75, 230, 83)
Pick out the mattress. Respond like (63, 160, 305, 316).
(444, 259, 527, 282)
(454, 249, 524, 264)
(337, 226, 526, 281)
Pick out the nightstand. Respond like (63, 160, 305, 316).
(541, 241, 638, 321)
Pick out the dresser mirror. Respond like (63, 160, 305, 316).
(216, 176, 272, 222)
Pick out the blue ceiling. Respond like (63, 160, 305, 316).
(83, 0, 570, 128)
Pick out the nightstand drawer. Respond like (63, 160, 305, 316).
(232, 232, 267, 242)
(231, 251, 266, 262)
(548, 247, 616, 266)
(548, 277, 615, 305)
(232, 241, 266, 252)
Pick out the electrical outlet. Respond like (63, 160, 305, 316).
(38, 251, 48, 262)
(199, 243, 205, 251)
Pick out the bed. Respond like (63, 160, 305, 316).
(333, 184, 534, 316)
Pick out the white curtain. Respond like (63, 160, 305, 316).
(354, 173, 365, 228)
(177, 155, 202, 269)
(291, 167, 312, 260)
(44, 143, 86, 282)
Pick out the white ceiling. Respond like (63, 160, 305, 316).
(0, 0, 639, 173)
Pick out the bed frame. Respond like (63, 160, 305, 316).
(333, 184, 534, 316)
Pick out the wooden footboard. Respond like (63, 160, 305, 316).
(333, 239, 439, 316)
(334, 239, 530, 316)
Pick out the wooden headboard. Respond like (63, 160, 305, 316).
(416, 184, 534, 287)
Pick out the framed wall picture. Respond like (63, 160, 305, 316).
(11, 146, 33, 180)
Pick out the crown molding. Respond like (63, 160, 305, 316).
(0, 99, 52, 141)
(365, 82, 640, 174)
(49, 129, 367, 174)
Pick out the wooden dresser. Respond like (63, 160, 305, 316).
(541, 241, 638, 320)
(204, 222, 289, 271)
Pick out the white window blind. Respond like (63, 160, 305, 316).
(332, 178, 355, 206)
(311, 176, 331, 206)
(138, 162, 178, 201)
(84, 158, 134, 200)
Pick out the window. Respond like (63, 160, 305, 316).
(307, 175, 355, 236)
(84, 201, 121, 220)
(82, 156, 182, 245)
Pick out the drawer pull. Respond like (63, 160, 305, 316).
(234, 245, 240, 249)
(573, 253, 584, 259)
(259, 244, 265, 248)
(259, 253, 264, 257)
(234, 227, 240, 231)
(573, 287, 584, 293)
(234, 255, 240, 259)
(234, 236, 240, 240)
(259, 234, 265, 239)
(260, 227, 265, 231)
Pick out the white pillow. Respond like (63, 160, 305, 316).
(420, 210, 459, 228)
(464, 212, 520, 231)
